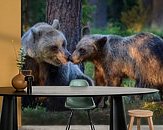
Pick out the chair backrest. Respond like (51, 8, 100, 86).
(69, 79, 89, 87)
(65, 79, 96, 109)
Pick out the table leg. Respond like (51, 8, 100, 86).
(0, 96, 18, 130)
(110, 96, 127, 130)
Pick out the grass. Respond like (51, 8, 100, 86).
(22, 107, 110, 125)
(22, 106, 69, 125)
(91, 23, 163, 37)
(22, 99, 163, 125)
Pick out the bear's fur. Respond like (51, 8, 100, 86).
(71, 32, 163, 93)
(21, 20, 94, 110)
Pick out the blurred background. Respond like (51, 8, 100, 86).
(22, 0, 163, 36)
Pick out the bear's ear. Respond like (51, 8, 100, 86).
(52, 19, 60, 30)
(95, 37, 107, 49)
(31, 28, 38, 35)
(82, 26, 90, 37)
(31, 28, 42, 42)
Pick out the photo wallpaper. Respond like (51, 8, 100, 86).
(21, 0, 163, 125)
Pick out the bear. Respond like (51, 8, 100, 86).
(21, 19, 94, 110)
(71, 30, 163, 99)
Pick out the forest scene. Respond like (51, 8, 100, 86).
(21, 0, 163, 125)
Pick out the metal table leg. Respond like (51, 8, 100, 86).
(0, 96, 18, 130)
(110, 96, 127, 130)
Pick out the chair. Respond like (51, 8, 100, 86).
(65, 79, 96, 130)
(128, 109, 154, 130)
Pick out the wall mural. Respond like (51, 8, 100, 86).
(21, 0, 163, 125)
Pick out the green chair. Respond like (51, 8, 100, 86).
(65, 79, 96, 130)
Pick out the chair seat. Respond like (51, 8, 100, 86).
(128, 109, 153, 117)
(65, 97, 96, 110)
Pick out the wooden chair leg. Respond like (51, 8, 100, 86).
(128, 110, 154, 130)
(128, 116, 134, 130)
(147, 117, 154, 130)
(137, 117, 141, 130)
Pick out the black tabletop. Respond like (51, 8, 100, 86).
(0, 86, 159, 97)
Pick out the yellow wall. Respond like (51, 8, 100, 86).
(0, 0, 21, 126)
(0, 0, 21, 84)
(0, 0, 21, 86)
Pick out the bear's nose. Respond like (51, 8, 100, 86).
(68, 55, 73, 62)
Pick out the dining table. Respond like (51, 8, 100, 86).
(0, 86, 159, 130)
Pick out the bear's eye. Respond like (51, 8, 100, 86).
(62, 41, 66, 48)
(79, 48, 86, 55)
(46, 31, 54, 36)
(50, 46, 58, 52)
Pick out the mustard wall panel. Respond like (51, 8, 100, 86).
(0, 0, 21, 127)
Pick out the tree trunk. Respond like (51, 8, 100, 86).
(45, 0, 83, 111)
(46, 0, 82, 53)
(142, 0, 153, 27)
(151, 0, 163, 28)
(21, 0, 30, 34)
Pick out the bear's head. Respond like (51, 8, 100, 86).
(22, 19, 70, 66)
(71, 27, 107, 63)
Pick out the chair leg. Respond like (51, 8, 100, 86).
(147, 117, 154, 130)
(66, 110, 74, 130)
(87, 110, 95, 130)
(137, 117, 141, 130)
(128, 116, 134, 130)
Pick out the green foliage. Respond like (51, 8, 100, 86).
(121, 0, 150, 32)
(84, 62, 95, 78)
(22, 106, 68, 125)
(82, 0, 96, 26)
(121, 78, 135, 87)
(91, 23, 134, 36)
(16, 47, 26, 70)
(142, 102, 163, 119)
(23, 106, 46, 116)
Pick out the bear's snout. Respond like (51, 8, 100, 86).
(71, 52, 81, 64)
(64, 49, 71, 57)
(68, 55, 73, 62)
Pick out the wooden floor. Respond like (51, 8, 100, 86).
(19, 125, 163, 130)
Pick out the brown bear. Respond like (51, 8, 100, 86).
(21, 20, 94, 110)
(22, 19, 93, 86)
(71, 30, 163, 97)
